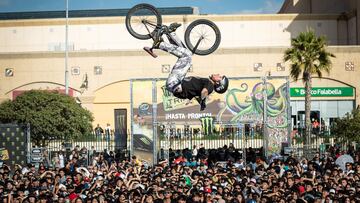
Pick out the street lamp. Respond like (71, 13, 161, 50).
(262, 71, 271, 159)
(262, 76, 268, 159)
(65, 0, 69, 95)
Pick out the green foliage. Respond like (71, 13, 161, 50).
(0, 90, 93, 146)
(284, 30, 335, 82)
(331, 108, 360, 143)
(284, 30, 335, 147)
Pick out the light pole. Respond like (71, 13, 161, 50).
(65, 0, 69, 95)
(262, 75, 268, 159)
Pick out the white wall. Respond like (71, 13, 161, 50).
(0, 15, 340, 53)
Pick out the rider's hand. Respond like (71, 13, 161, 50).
(200, 98, 206, 111)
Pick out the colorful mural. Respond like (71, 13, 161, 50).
(131, 78, 290, 159)
(219, 79, 289, 154)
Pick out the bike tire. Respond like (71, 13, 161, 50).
(184, 19, 221, 56)
(125, 3, 162, 40)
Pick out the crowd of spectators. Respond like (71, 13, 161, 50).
(0, 144, 360, 203)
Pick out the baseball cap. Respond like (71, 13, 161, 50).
(298, 186, 305, 194)
(69, 193, 78, 201)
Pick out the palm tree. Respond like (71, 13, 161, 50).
(284, 30, 335, 155)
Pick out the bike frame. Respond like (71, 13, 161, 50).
(166, 32, 186, 48)
(143, 21, 202, 53)
(142, 21, 187, 48)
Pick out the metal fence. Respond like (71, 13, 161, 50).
(41, 133, 130, 167)
(37, 129, 336, 166)
(158, 122, 263, 150)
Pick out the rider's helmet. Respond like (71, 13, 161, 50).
(214, 75, 229, 94)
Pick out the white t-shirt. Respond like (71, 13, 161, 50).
(59, 154, 65, 168)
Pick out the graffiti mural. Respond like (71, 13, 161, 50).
(131, 78, 290, 160)
(219, 79, 289, 154)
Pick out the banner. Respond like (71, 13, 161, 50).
(132, 81, 154, 164)
(290, 87, 354, 97)
(0, 124, 28, 166)
(0, 149, 9, 160)
(132, 78, 290, 157)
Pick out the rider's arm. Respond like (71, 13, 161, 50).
(202, 78, 214, 96)
(199, 78, 214, 99)
(201, 88, 209, 98)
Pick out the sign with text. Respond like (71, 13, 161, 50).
(132, 78, 291, 156)
(290, 87, 354, 97)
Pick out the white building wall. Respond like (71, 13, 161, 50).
(0, 15, 340, 53)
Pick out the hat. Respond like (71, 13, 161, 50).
(298, 186, 305, 194)
(329, 189, 336, 194)
(58, 184, 67, 190)
(250, 178, 257, 184)
(69, 193, 78, 201)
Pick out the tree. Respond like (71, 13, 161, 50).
(284, 30, 335, 151)
(331, 108, 360, 143)
(0, 90, 93, 146)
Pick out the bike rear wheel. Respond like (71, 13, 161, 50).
(126, 3, 162, 40)
(184, 19, 221, 56)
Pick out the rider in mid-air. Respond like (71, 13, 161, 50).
(145, 23, 229, 111)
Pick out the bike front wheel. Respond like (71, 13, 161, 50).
(126, 3, 162, 40)
(184, 19, 221, 56)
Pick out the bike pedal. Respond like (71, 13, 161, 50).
(143, 47, 158, 58)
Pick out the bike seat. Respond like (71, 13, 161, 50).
(169, 22, 181, 32)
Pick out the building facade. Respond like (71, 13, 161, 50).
(0, 2, 359, 134)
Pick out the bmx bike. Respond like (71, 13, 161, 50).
(125, 3, 221, 56)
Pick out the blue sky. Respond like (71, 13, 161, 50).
(0, 0, 284, 14)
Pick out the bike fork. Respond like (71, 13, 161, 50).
(192, 36, 204, 54)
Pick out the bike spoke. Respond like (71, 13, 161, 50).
(130, 15, 158, 35)
(127, 6, 160, 38)
(189, 24, 217, 51)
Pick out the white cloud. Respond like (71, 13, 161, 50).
(235, 8, 263, 14)
(262, 0, 283, 13)
(234, 0, 283, 14)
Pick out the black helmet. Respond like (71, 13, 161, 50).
(214, 76, 229, 94)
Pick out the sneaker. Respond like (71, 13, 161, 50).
(143, 47, 158, 58)
(168, 22, 181, 32)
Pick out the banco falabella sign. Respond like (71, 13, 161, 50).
(290, 87, 354, 97)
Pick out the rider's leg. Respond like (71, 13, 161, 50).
(166, 59, 192, 93)
(158, 41, 191, 58)
(164, 42, 192, 93)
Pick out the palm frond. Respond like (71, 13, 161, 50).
(284, 30, 335, 83)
